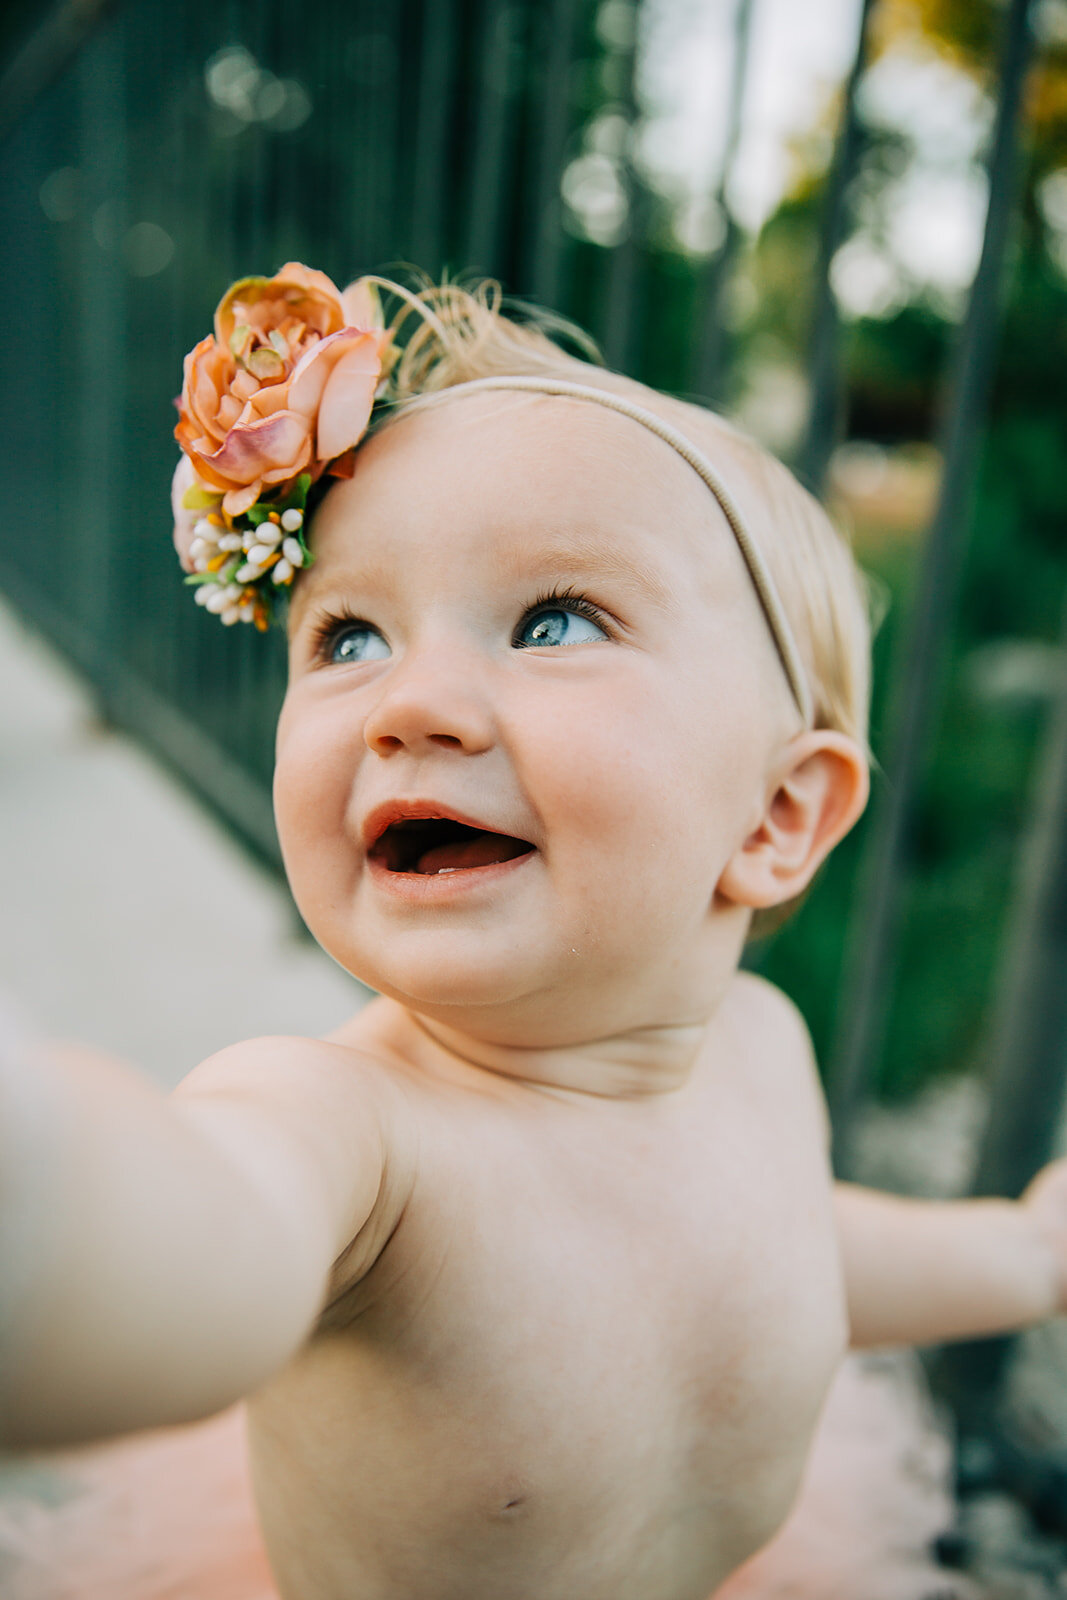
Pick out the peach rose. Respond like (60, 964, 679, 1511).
(174, 263, 390, 518)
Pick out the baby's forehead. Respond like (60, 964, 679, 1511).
(309, 388, 746, 586)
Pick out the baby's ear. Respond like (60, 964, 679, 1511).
(717, 732, 869, 910)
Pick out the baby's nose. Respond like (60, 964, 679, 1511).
(362, 661, 495, 757)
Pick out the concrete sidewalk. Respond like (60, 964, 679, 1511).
(0, 594, 367, 1090)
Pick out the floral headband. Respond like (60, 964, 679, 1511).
(173, 264, 812, 722)
(172, 261, 396, 629)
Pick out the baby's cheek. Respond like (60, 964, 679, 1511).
(274, 703, 360, 878)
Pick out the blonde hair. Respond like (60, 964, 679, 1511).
(369, 275, 873, 754)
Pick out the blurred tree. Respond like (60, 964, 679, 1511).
(749, 0, 1067, 1102)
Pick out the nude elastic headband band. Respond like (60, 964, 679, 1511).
(424, 375, 814, 727)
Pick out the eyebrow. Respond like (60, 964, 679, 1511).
(498, 538, 676, 614)
(292, 532, 678, 623)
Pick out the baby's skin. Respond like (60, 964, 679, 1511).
(5, 390, 1067, 1600)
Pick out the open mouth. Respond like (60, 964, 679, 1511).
(368, 818, 537, 876)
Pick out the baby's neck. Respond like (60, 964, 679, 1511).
(356, 992, 737, 1100)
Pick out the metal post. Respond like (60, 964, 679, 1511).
(828, 0, 1037, 1167)
(600, 7, 642, 373)
(464, 0, 522, 273)
(691, 0, 755, 403)
(410, 0, 457, 276)
(932, 604, 1067, 1439)
(797, 0, 876, 495)
(528, 0, 583, 308)
(74, 14, 126, 687)
(973, 637, 1067, 1197)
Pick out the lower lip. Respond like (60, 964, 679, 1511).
(365, 850, 537, 903)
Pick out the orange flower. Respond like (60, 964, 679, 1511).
(174, 263, 389, 517)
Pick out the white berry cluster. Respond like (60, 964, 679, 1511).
(188, 505, 309, 629)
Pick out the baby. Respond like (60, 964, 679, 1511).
(3, 264, 1067, 1600)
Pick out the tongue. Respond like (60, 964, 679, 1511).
(415, 832, 531, 874)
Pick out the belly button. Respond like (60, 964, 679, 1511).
(495, 1485, 528, 1516)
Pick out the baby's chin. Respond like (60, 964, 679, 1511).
(327, 942, 660, 1051)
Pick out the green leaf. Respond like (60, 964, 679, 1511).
(274, 473, 311, 513)
(246, 504, 272, 525)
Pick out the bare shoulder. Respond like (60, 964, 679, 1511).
(723, 971, 830, 1147)
(173, 1032, 417, 1288)
(726, 970, 814, 1050)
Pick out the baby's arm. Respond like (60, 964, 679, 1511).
(746, 974, 1067, 1350)
(835, 1171, 1067, 1347)
(0, 1030, 405, 1450)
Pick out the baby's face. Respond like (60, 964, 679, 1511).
(275, 393, 792, 1046)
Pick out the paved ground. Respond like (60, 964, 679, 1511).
(0, 594, 368, 1090)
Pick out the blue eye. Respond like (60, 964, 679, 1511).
(516, 606, 608, 648)
(329, 624, 391, 664)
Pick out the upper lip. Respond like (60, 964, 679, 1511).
(360, 799, 527, 852)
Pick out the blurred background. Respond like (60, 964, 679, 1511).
(2, 0, 1067, 1556)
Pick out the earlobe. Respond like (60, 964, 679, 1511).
(718, 732, 869, 910)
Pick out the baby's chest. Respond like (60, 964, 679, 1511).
(355, 1107, 844, 1489)
(251, 1100, 845, 1599)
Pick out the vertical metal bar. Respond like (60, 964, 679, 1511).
(410, 0, 457, 275)
(932, 605, 1067, 1422)
(463, 0, 519, 272)
(828, 0, 1037, 1168)
(691, 0, 756, 402)
(529, 0, 583, 308)
(600, 11, 642, 372)
(74, 12, 126, 689)
(798, 0, 876, 494)
(356, 5, 402, 266)
(972, 622, 1067, 1200)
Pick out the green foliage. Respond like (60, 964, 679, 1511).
(758, 228, 1067, 1101)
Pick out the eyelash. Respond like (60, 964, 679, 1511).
(307, 585, 614, 662)
(514, 585, 614, 645)
(308, 604, 365, 662)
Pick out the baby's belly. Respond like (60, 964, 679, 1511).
(244, 1309, 841, 1600)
